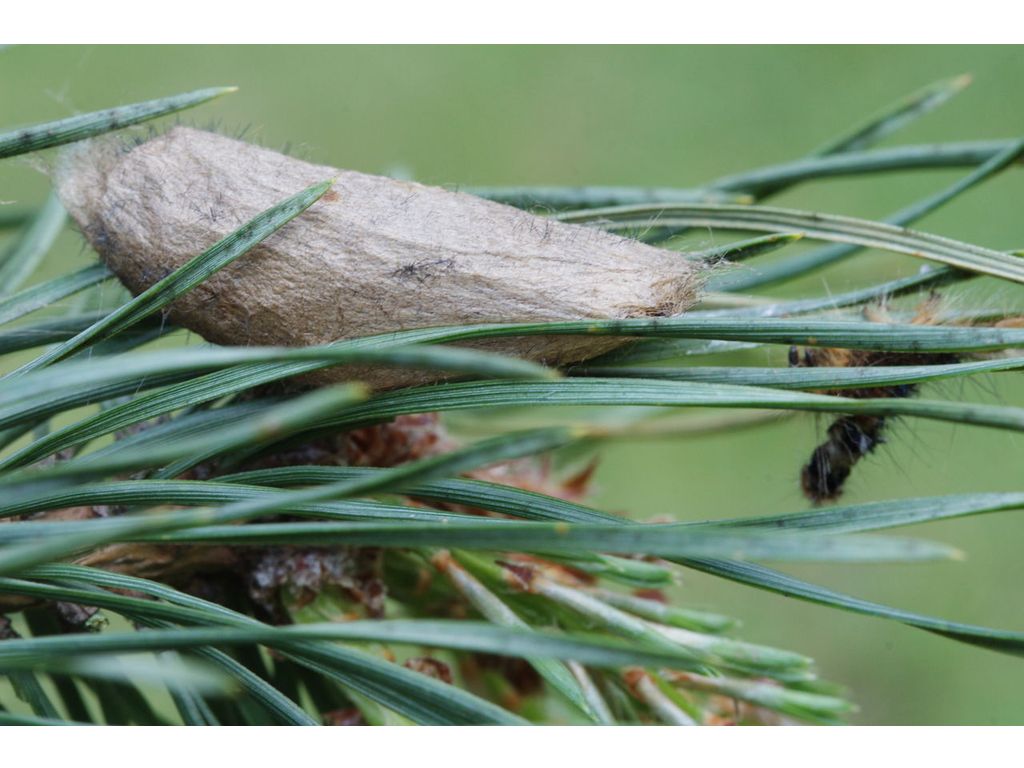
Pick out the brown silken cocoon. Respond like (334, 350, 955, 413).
(55, 127, 700, 388)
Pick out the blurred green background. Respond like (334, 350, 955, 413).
(3, 45, 1024, 724)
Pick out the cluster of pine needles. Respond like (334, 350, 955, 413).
(1, 76, 1023, 725)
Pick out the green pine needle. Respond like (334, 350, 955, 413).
(2, 76, 1023, 726)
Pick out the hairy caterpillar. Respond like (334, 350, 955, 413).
(54, 127, 700, 388)
(790, 297, 960, 504)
